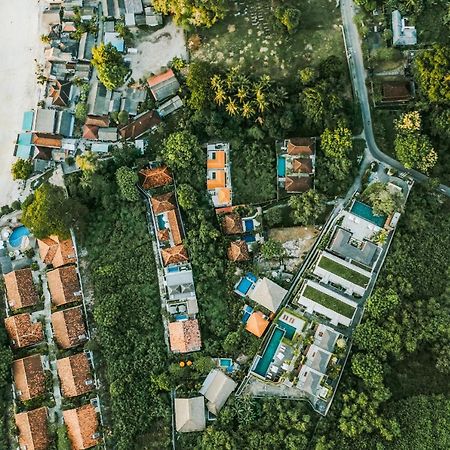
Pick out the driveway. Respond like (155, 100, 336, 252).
(340, 0, 450, 196)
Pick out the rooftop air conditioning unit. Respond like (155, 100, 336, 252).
(74, 291, 82, 296)
(92, 432, 101, 439)
(85, 379, 93, 386)
(78, 334, 86, 340)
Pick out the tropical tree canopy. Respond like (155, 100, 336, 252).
(91, 43, 128, 91)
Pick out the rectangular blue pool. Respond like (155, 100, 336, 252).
(277, 156, 286, 177)
(243, 235, 256, 243)
(157, 214, 166, 229)
(236, 277, 252, 296)
(351, 201, 386, 227)
(277, 320, 297, 341)
(253, 327, 284, 378)
(244, 219, 254, 232)
(242, 305, 254, 323)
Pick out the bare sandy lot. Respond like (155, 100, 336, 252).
(128, 20, 188, 80)
(0, 0, 42, 207)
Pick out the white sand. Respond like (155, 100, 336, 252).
(128, 20, 188, 80)
(0, 0, 43, 207)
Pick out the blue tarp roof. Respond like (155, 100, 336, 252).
(22, 111, 34, 131)
(16, 145, 33, 159)
(17, 133, 33, 146)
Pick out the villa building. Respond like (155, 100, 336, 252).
(206, 142, 232, 208)
(248, 277, 287, 314)
(199, 369, 237, 415)
(47, 265, 82, 306)
(57, 353, 95, 398)
(37, 235, 76, 268)
(175, 397, 206, 433)
(63, 404, 101, 449)
(3, 268, 39, 310)
(392, 10, 417, 46)
(4, 313, 44, 349)
(15, 407, 49, 450)
(168, 319, 202, 353)
(277, 138, 316, 194)
(12, 355, 46, 402)
(51, 306, 88, 349)
(147, 69, 180, 102)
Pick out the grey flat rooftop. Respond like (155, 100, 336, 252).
(329, 228, 379, 268)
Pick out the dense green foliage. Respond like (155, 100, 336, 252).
(361, 182, 403, 215)
(0, 286, 12, 450)
(115, 166, 139, 201)
(66, 161, 171, 449)
(11, 159, 33, 180)
(152, 0, 228, 28)
(179, 397, 316, 449)
(91, 43, 128, 91)
(289, 190, 326, 225)
(21, 183, 74, 238)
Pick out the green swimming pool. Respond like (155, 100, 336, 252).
(253, 327, 284, 378)
(351, 201, 386, 227)
(277, 320, 296, 340)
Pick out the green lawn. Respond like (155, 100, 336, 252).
(303, 285, 356, 319)
(192, 0, 344, 80)
(318, 255, 370, 287)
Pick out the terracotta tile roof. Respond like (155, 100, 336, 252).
(47, 265, 81, 306)
(49, 79, 71, 107)
(168, 319, 202, 353)
(63, 404, 101, 449)
(221, 213, 243, 235)
(287, 138, 315, 156)
(4, 314, 44, 349)
(15, 407, 49, 450)
(37, 235, 76, 268)
(85, 115, 110, 127)
(292, 158, 313, 174)
(12, 355, 46, 401)
(161, 245, 189, 266)
(166, 209, 183, 245)
(285, 176, 312, 193)
(158, 229, 170, 242)
(227, 240, 250, 262)
(207, 150, 226, 169)
(52, 306, 87, 349)
(151, 192, 176, 214)
(245, 311, 269, 338)
(207, 171, 226, 189)
(147, 68, 176, 87)
(138, 165, 172, 189)
(57, 353, 94, 398)
(4, 268, 39, 310)
(119, 110, 161, 140)
(82, 124, 99, 140)
(32, 134, 62, 149)
(217, 188, 231, 206)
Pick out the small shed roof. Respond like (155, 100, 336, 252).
(175, 397, 206, 432)
(199, 369, 237, 415)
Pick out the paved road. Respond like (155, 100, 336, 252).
(340, 0, 450, 197)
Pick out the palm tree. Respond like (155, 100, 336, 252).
(254, 74, 272, 92)
(210, 74, 223, 90)
(214, 87, 226, 105)
(255, 91, 268, 113)
(226, 66, 240, 90)
(242, 101, 255, 119)
(226, 98, 239, 116)
(236, 85, 248, 103)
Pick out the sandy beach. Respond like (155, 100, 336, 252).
(0, 0, 43, 207)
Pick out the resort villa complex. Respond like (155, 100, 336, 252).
(238, 175, 411, 414)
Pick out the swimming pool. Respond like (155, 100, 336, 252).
(277, 156, 286, 177)
(253, 327, 284, 378)
(157, 214, 166, 230)
(244, 219, 254, 232)
(175, 314, 188, 321)
(350, 201, 386, 227)
(277, 320, 297, 341)
(235, 277, 253, 296)
(243, 235, 256, 243)
(9, 226, 30, 248)
(219, 358, 233, 373)
(242, 304, 254, 323)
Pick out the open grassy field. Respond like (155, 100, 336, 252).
(191, 0, 344, 80)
